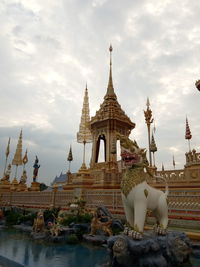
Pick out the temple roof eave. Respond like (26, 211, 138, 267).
(90, 116, 135, 129)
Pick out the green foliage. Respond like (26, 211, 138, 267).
(18, 213, 36, 225)
(112, 226, 122, 235)
(40, 183, 48, 191)
(61, 213, 92, 226)
(44, 207, 60, 222)
(66, 234, 79, 244)
(4, 209, 37, 226)
(5, 210, 22, 226)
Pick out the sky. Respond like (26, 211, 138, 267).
(0, 0, 200, 186)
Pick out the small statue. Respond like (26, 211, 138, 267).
(90, 209, 113, 236)
(48, 221, 62, 237)
(32, 210, 45, 233)
(1, 164, 11, 181)
(20, 169, 27, 184)
(33, 156, 40, 182)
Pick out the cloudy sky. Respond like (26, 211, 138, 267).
(0, 0, 200, 185)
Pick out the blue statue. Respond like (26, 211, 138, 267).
(33, 156, 40, 182)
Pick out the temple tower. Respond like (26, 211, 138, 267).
(90, 46, 135, 172)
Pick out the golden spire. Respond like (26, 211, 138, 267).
(12, 130, 23, 166)
(105, 44, 116, 99)
(77, 84, 92, 144)
(12, 130, 23, 182)
(77, 84, 92, 170)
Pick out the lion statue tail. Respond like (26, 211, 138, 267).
(154, 175, 169, 196)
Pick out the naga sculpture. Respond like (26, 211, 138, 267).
(118, 134, 168, 239)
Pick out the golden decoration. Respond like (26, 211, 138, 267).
(144, 189, 148, 198)
(121, 167, 145, 197)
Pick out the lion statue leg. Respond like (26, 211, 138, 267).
(122, 190, 146, 240)
(153, 194, 168, 235)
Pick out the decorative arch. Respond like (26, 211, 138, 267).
(95, 134, 107, 163)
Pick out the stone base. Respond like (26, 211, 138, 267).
(107, 231, 192, 267)
(30, 182, 40, 191)
(83, 234, 108, 245)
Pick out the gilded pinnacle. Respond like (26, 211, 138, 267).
(77, 86, 92, 143)
(12, 130, 23, 166)
(146, 97, 150, 109)
(105, 44, 116, 99)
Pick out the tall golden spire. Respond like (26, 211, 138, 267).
(77, 84, 92, 170)
(12, 130, 23, 166)
(105, 45, 116, 99)
(12, 130, 23, 180)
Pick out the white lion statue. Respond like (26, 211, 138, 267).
(118, 134, 168, 239)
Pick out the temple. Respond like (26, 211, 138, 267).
(0, 47, 200, 231)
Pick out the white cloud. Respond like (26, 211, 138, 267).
(0, 0, 200, 184)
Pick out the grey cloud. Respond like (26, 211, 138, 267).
(0, 0, 200, 184)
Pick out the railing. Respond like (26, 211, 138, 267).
(0, 189, 200, 221)
(156, 169, 185, 182)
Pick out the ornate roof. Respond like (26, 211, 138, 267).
(90, 46, 135, 129)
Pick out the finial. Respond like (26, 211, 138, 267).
(146, 97, 150, 109)
(109, 44, 113, 67)
(105, 44, 116, 98)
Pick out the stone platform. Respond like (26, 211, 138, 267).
(106, 231, 192, 267)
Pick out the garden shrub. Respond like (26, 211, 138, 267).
(66, 234, 79, 244)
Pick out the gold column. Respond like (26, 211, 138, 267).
(144, 98, 153, 167)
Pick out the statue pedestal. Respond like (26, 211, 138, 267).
(0, 180, 11, 192)
(10, 178, 19, 191)
(107, 231, 192, 267)
(30, 182, 40, 191)
(78, 163, 88, 173)
(18, 183, 28, 192)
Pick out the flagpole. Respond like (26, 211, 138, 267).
(188, 139, 191, 152)
(173, 155, 175, 170)
(144, 98, 154, 167)
(3, 137, 11, 177)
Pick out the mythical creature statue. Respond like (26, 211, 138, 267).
(118, 134, 168, 239)
(90, 208, 113, 236)
(32, 210, 45, 233)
